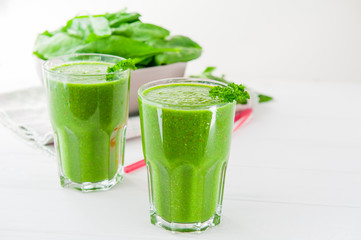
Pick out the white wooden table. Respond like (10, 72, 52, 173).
(0, 78, 360, 240)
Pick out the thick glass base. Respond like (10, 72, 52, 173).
(150, 207, 222, 232)
(60, 169, 123, 192)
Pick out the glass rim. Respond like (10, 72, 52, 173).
(138, 78, 234, 110)
(42, 53, 128, 77)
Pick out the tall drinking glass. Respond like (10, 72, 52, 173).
(138, 78, 236, 232)
(43, 54, 130, 192)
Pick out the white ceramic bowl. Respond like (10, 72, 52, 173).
(35, 57, 186, 115)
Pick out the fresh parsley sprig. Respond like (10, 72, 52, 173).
(106, 59, 137, 81)
(192, 67, 273, 104)
(209, 82, 250, 104)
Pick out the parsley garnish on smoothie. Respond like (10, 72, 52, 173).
(106, 58, 137, 81)
(209, 82, 250, 104)
(191, 67, 273, 103)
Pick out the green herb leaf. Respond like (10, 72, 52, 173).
(148, 35, 202, 65)
(190, 66, 227, 83)
(108, 59, 137, 72)
(258, 94, 273, 103)
(104, 10, 141, 27)
(106, 59, 137, 81)
(193, 66, 273, 104)
(75, 35, 178, 59)
(112, 22, 170, 41)
(63, 16, 111, 42)
(209, 83, 250, 104)
(33, 32, 84, 60)
(33, 10, 202, 68)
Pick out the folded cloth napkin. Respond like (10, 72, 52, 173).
(0, 87, 141, 156)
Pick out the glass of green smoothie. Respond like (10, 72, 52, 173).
(43, 54, 130, 192)
(138, 78, 236, 232)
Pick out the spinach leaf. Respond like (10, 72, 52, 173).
(40, 30, 58, 37)
(104, 11, 141, 27)
(63, 16, 111, 42)
(74, 35, 178, 59)
(33, 32, 84, 60)
(132, 56, 155, 67)
(33, 9, 202, 67)
(112, 22, 170, 41)
(149, 35, 202, 65)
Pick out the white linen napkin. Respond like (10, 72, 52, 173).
(0, 87, 141, 156)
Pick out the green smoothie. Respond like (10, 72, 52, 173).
(139, 82, 235, 229)
(47, 62, 129, 186)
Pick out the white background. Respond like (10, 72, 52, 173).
(0, 0, 361, 239)
(1, 0, 361, 89)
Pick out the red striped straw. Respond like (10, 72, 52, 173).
(124, 108, 253, 173)
(233, 108, 253, 133)
(124, 158, 146, 173)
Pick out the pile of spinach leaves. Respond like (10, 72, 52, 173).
(33, 10, 202, 68)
